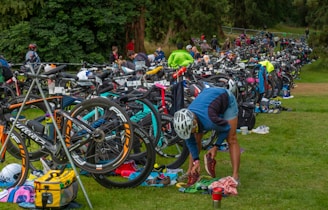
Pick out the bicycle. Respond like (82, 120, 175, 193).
(1, 64, 135, 187)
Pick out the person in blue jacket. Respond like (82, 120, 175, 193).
(173, 87, 240, 186)
(154, 47, 165, 62)
(25, 43, 41, 64)
(255, 63, 268, 112)
(0, 55, 13, 82)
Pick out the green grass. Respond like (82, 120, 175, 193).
(2, 59, 328, 210)
(270, 23, 306, 35)
(299, 60, 328, 83)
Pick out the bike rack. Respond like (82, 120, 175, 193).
(0, 63, 93, 209)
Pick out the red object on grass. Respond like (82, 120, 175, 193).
(212, 187, 222, 201)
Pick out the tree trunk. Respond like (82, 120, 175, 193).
(163, 22, 174, 46)
(135, 6, 146, 53)
(218, 25, 224, 39)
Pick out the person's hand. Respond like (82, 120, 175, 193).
(191, 160, 200, 175)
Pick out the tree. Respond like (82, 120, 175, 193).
(146, 0, 228, 46)
(1, 0, 143, 63)
(0, 0, 44, 30)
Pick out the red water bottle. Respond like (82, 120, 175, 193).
(212, 187, 222, 208)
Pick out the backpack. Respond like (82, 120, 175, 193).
(237, 102, 256, 130)
(0, 58, 13, 81)
(34, 169, 78, 209)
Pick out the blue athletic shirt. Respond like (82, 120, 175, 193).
(186, 87, 231, 160)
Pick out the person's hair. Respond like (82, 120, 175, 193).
(127, 50, 135, 57)
(176, 42, 183, 49)
(112, 46, 118, 51)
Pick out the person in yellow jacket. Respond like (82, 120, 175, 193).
(168, 43, 194, 69)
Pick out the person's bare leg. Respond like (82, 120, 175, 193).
(227, 117, 240, 180)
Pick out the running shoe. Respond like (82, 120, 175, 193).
(204, 153, 216, 178)
(251, 125, 269, 134)
(187, 172, 200, 186)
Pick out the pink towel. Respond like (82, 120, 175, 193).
(0, 185, 34, 203)
(209, 176, 238, 195)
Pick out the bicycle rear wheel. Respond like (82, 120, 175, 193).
(92, 124, 156, 188)
(155, 113, 189, 169)
(65, 97, 134, 174)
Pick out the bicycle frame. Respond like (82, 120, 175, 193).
(5, 105, 96, 157)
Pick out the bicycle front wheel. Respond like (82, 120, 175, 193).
(0, 129, 29, 188)
(65, 97, 134, 174)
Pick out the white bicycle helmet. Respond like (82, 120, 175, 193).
(77, 69, 92, 80)
(173, 108, 194, 140)
(0, 163, 21, 183)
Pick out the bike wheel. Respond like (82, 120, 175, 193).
(92, 124, 156, 188)
(201, 130, 218, 150)
(155, 113, 189, 169)
(65, 97, 134, 174)
(101, 93, 162, 146)
(0, 129, 29, 188)
(0, 84, 16, 102)
(264, 76, 275, 99)
(120, 97, 162, 146)
(244, 83, 259, 104)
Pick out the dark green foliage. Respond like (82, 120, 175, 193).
(0, 0, 327, 63)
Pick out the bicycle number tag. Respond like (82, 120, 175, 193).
(54, 87, 65, 94)
(154, 80, 170, 86)
(205, 71, 212, 75)
(143, 82, 154, 88)
(126, 80, 141, 87)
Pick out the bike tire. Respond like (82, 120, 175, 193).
(92, 123, 156, 188)
(65, 97, 134, 174)
(1, 129, 30, 188)
(100, 92, 162, 146)
(264, 76, 275, 99)
(155, 113, 189, 169)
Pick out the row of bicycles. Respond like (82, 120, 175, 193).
(0, 36, 311, 189)
(0, 63, 194, 190)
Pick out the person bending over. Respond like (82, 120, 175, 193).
(173, 87, 240, 186)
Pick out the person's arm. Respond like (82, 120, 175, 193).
(185, 135, 199, 161)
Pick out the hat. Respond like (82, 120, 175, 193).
(203, 40, 207, 43)
(186, 45, 192, 50)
